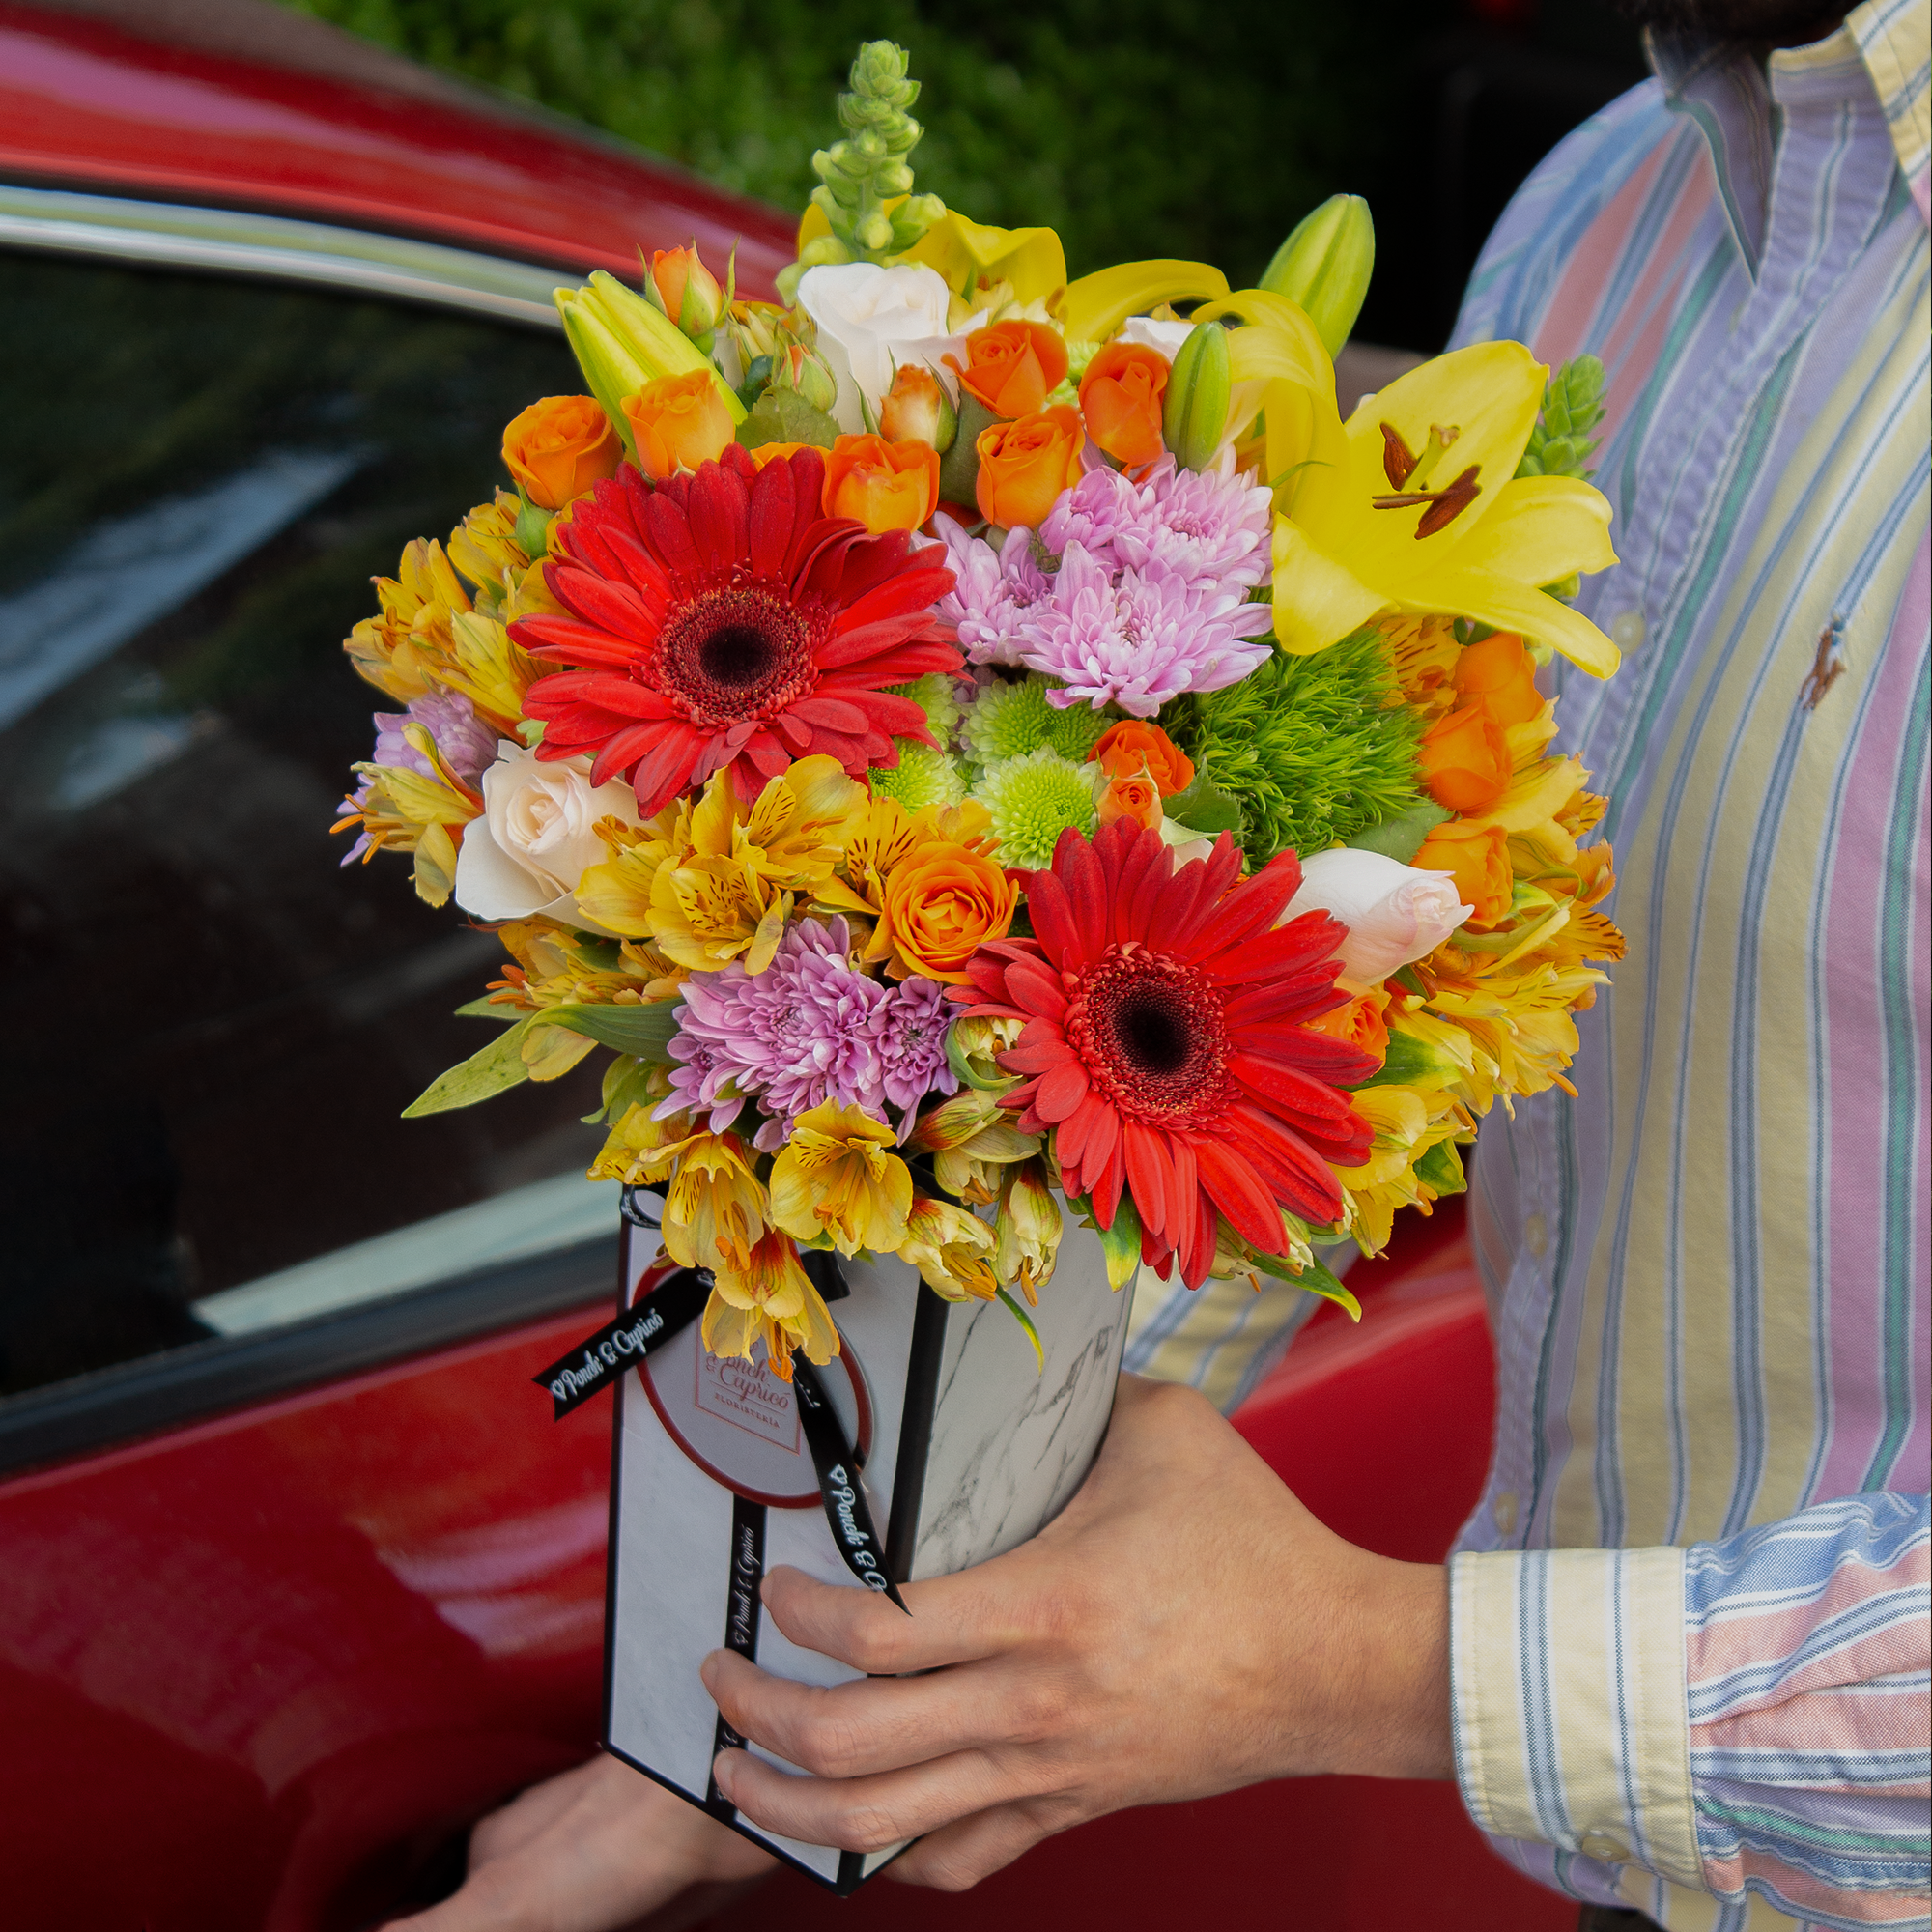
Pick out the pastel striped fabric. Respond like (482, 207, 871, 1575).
(1130, 4, 1931, 1925)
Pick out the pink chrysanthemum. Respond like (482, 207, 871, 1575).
(1013, 542, 1275, 716)
(1111, 458, 1274, 590)
(933, 515, 1055, 667)
(876, 975, 959, 1116)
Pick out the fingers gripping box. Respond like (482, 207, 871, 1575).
(602, 1215, 1127, 1891)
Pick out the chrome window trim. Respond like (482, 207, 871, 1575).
(0, 184, 567, 327)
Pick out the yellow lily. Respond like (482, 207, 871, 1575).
(1055, 258, 1231, 345)
(1267, 341, 1620, 676)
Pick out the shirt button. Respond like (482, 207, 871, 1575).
(1492, 1490, 1519, 1534)
(1523, 1212, 1548, 1258)
(1609, 609, 1646, 652)
(1578, 1832, 1628, 1863)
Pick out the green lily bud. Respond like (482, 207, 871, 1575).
(1259, 193, 1375, 358)
(1163, 320, 1232, 473)
(554, 293, 651, 459)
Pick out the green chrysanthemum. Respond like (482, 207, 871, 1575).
(1168, 633, 1422, 867)
(886, 672, 962, 749)
(975, 747, 1097, 869)
(869, 741, 966, 810)
(962, 674, 1111, 772)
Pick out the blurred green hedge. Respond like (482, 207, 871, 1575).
(280, 0, 1441, 290)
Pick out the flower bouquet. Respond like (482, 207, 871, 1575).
(334, 40, 1623, 1887)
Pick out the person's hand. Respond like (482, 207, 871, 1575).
(384, 1750, 776, 1932)
(702, 1373, 1452, 1890)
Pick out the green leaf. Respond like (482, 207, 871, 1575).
(1347, 798, 1451, 864)
(522, 1023, 598, 1082)
(1295, 1256, 1361, 1321)
(1092, 1193, 1143, 1290)
(1160, 771, 1243, 836)
(735, 386, 838, 451)
(547, 1000, 683, 1062)
(994, 1288, 1045, 1372)
(1414, 1139, 1468, 1198)
(1355, 1026, 1459, 1091)
(937, 392, 999, 510)
(453, 995, 513, 1020)
(403, 1016, 533, 1117)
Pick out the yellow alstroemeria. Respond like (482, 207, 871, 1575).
(769, 1100, 912, 1258)
(993, 1157, 1063, 1304)
(898, 1194, 997, 1301)
(1267, 341, 1620, 676)
(1331, 1084, 1466, 1255)
(903, 1088, 1041, 1204)
(659, 1131, 768, 1275)
(702, 1228, 838, 1381)
(445, 489, 532, 606)
(332, 720, 481, 906)
(442, 611, 535, 734)
(343, 537, 471, 704)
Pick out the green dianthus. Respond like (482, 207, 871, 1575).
(961, 674, 1112, 772)
(886, 672, 962, 748)
(1168, 634, 1422, 866)
(869, 741, 966, 810)
(976, 747, 1097, 868)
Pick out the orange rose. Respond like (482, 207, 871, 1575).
(1415, 821, 1513, 928)
(975, 406, 1085, 531)
(1089, 719, 1194, 795)
(620, 369, 734, 481)
(1452, 631, 1544, 727)
(1078, 342, 1170, 468)
(946, 321, 1069, 419)
(878, 364, 955, 449)
(822, 433, 940, 535)
(1098, 771, 1163, 831)
(500, 395, 621, 510)
(881, 844, 1018, 982)
(1417, 700, 1512, 814)
(1307, 980, 1391, 1064)
(644, 244, 723, 337)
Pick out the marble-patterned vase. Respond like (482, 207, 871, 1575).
(604, 1215, 1128, 1892)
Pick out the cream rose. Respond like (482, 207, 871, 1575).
(453, 741, 639, 925)
(1119, 315, 1196, 362)
(796, 263, 981, 433)
(1284, 847, 1473, 981)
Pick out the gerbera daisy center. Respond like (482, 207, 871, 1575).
(1066, 945, 1231, 1127)
(653, 581, 824, 724)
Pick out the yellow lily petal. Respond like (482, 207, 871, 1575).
(1270, 514, 1386, 654)
(900, 209, 1067, 306)
(1457, 474, 1618, 585)
(1261, 375, 1350, 523)
(1056, 259, 1230, 343)
(1195, 289, 1334, 411)
(1400, 562, 1621, 678)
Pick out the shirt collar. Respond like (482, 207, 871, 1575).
(1645, 0, 1930, 270)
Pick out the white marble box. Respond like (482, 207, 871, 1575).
(602, 1216, 1128, 1892)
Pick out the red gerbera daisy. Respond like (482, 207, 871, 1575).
(953, 819, 1377, 1289)
(510, 444, 961, 813)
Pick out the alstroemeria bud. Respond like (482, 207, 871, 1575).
(644, 244, 724, 347)
(898, 1195, 997, 1301)
(878, 362, 957, 452)
(1259, 193, 1375, 358)
(1162, 320, 1231, 475)
(772, 341, 840, 417)
(995, 1158, 1062, 1301)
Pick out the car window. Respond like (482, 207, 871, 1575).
(0, 251, 618, 1431)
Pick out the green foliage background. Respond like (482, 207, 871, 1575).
(277, 0, 1440, 292)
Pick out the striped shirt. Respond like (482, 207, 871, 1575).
(1129, 4, 1931, 1925)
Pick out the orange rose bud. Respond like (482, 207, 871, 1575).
(946, 320, 1070, 419)
(1089, 719, 1194, 795)
(1417, 700, 1512, 814)
(822, 433, 941, 535)
(645, 243, 723, 339)
(500, 394, 621, 510)
(882, 843, 1019, 982)
(1307, 980, 1391, 1064)
(1416, 820, 1513, 928)
(621, 369, 735, 481)
(974, 406, 1085, 531)
(878, 363, 956, 451)
(1078, 342, 1170, 468)
(1452, 631, 1544, 727)
(1097, 771, 1163, 831)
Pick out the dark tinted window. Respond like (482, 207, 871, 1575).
(0, 252, 611, 1406)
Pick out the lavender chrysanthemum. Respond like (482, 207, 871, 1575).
(933, 514, 1054, 667)
(875, 977, 959, 1118)
(658, 1029, 747, 1136)
(1114, 458, 1274, 590)
(665, 918, 890, 1151)
(1037, 464, 1144, 569)
(1011, 542, 1275, 716)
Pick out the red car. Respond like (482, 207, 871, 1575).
(0, 6, 1568, 1926)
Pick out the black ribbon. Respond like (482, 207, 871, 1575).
(794, 1358, 908, 1612)
(705, 1493, 767, 1819)
(531, 1267, 710, 1419)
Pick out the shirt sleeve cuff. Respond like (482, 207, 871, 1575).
(1450, 1544, 1704, 1890)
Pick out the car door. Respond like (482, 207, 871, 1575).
(0, 189, 639, 1932)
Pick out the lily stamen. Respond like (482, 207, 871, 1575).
(1371, 463, 1482, 538)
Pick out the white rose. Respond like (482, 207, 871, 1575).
(453, 741, 639, 926)
(797, 263, 979, 434)
(1119, 315, 1197, 362)
(1284, 846, 1473, 981)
